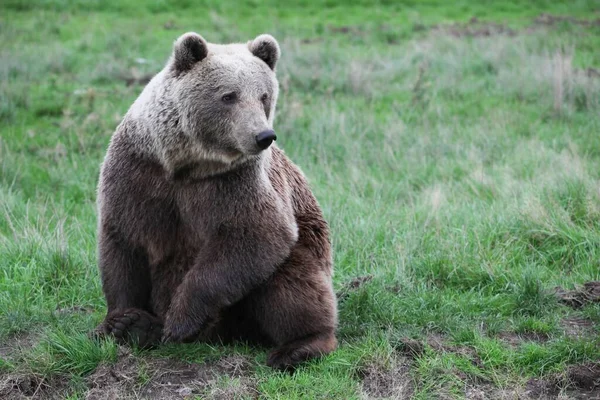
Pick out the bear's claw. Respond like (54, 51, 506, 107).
(101, 308, 163, 349)
(267, 346, 310, 372)
(266, 331, 337, 371)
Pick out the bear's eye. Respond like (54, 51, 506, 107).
(261, 93, 269, 102)
(221, 92, 237, 104)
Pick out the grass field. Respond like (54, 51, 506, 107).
(1, 0, 600, 398)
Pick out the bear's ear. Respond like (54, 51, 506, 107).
(172, 32, 208, 73)
(248, 34, 280, 71)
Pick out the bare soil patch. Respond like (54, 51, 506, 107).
(432, 17, 517, 38)
(1, 348, 256, 400)
(346, 275, 374, 290)
(0, 333, 37, 364)
(0, 374, 70, 400)
(357, 356, 413, 399)
(554, 282, 600, 309)
(567, 363, 600, 392)
(429, 13, 600, 40)
(396, 335, 482, 367)
(397, 336, 600, 399)
(337, 275, 374, 303)
(465, 368, 600, 400)
(302, 13, 600, 50)
(524, 377, 561, 399)
(496, 331, 550, 347)
(515, 364, 600, 400)
(533, 14, 600, 28)
(561, 317, 596, 338)
(85, 351, 256, 400)
(464, 380, 557, 400)
(327, 25, 364, 35)
(584, 68, 600, 79)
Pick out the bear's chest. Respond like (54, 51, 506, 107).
(171, 168, 297, 258)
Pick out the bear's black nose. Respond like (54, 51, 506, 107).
(256, 129, 277, 150)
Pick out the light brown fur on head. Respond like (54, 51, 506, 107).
(125, 32, 281, 178)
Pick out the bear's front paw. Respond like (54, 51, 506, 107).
(94, 309, 163, 349)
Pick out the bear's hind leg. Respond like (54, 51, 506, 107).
(96, 308, 163, 349)
(248, 249, 338, 371)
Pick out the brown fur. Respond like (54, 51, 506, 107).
(95, 33, 337, 370)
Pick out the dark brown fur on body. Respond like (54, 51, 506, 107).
(96, 33, 337, 369)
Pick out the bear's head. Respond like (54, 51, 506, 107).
(166, 32, 281, 166)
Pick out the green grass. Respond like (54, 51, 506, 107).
(2, 0, 600, 398)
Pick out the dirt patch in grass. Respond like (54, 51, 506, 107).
(328, 18, 516, 39)
(294, 13, 600, 49)
(554, 282, 600, 309)
(396, 336, 600, 399)
(496, 331, 550, 347)
(533, 13, 600, 28)
(465, 367, 600, 400)
(561, 317, 596, 338)
(524, 377, 561, 399)
(327, 25, 364, 35)
(520, 364, 600, 399)
(300, 37, 324, 44)
(567, 363, 600, 392)
(0, 333, 37, 364)
(0, 335, 50, 399)
(357, 356, 413, 399)
(346, 275, 374, 290)
(85, 351, 256, 399)
(465, 382, 552, 400)
(430, 13, 600, 40)
(584, 68, 600, 79)
(432, 17, 517, 38)
(336, 275, 373, 303)
(1, 349, 256, 400)
(0, 374, 70, 400)
(397, 335, 481, 364)
(396, 337, 430, 359)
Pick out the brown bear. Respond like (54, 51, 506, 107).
(95, 32, 338, 370)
